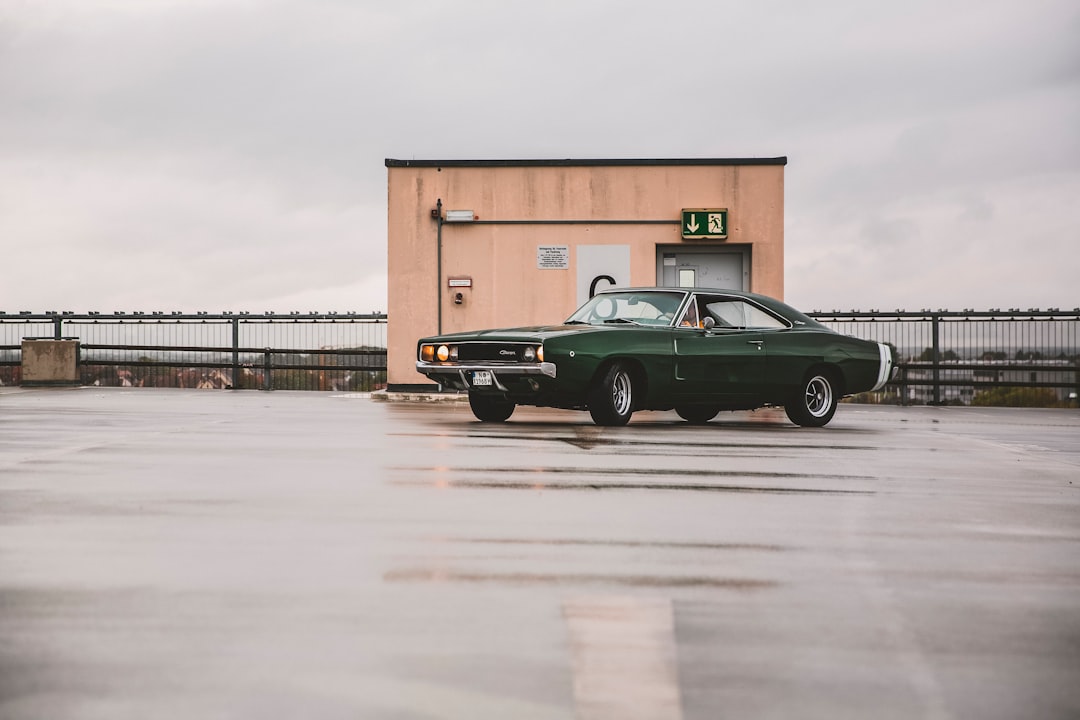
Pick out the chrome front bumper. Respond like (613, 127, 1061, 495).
(415, 361, 557, 392)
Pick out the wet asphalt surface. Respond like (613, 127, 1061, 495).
(1, 387, 1078, 719)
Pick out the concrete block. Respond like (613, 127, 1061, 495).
(21, 339, 80, 386)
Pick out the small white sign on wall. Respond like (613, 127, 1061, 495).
(576, 245, 631, 307)
(537, 245, 570, 269)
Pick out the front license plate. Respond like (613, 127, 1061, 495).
(472, 371, 493, 387)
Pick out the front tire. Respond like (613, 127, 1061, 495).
(785, 372, 838, 427)
(675, 405, 720, 424)
(469, 393, 515, 422)
(588, 363, 634, 426)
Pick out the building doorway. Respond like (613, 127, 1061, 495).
(656, 246, 750, 291)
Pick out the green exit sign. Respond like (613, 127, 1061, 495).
(681, 208, 728, 239)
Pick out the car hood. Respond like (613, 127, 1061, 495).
(421, 324, 615, 343)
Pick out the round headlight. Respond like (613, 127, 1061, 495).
(436, 345, 450, 362)
(523, 346, 536, 362)
(536, 346, 544, 362)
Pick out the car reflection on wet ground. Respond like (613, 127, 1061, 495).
(1, 388, 1078, 719)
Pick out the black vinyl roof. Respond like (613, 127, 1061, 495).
(385, 157, 787, 168)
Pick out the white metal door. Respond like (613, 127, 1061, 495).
(657, 248, 748, 290)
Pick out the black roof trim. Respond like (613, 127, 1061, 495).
(385, 157, 787, 168)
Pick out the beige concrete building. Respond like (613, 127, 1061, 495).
(386, 157, 787, 391)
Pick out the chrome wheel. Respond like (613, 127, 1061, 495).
(588, 362, 635, 426)
(611, 369, 632, 416)
(804, 376, 833, 418)
(785, 371, 838, 427)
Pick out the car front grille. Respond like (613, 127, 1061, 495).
(456, 343, 530, 362)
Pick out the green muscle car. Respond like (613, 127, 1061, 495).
(416, 287, 894, 427)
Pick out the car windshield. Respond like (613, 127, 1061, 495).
(565, 291, 686, 327)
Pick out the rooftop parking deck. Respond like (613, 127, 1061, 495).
(1, 388, 1078, 719)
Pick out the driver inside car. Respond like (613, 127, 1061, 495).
(679, 299, 701, 328)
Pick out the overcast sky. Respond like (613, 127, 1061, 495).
(2, 0, 1077, 314)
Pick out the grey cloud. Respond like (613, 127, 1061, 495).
(0, 0, 1077, 312)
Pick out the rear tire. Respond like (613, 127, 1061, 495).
(587, 363, 634, 426)
(469, 393, 515, 422)
(785, 372, 838, 427)
(675, 405, 720, 424)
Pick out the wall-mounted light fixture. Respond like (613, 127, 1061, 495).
(444, 210, 476, 223)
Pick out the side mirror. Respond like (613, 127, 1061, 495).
(702, 317, 716, 331)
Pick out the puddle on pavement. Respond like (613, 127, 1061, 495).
(443, 537, 790, 552)
(395, 465, 871, 481)
(384, 568, 776, 589)
(388, 430, 880, 453)
(392, 479, 871, 495)
(564, 596, 684, 720)
(391, 464, 874, 495)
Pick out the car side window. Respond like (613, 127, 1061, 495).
(704, 300, 741, 328)
(702, 299, 787, 329)
(742, 303, 788, 329)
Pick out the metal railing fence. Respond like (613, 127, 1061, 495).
(807, 309, 1080, 406)
(3, 308, 1078, 404)
(0, 312, 386, 391)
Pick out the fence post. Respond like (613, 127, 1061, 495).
(931, 314, 942, 405)
(898, 364, 908, 406)
(231, 316, 240, 390)
(1074, 362, 1080, 409)
(263, 349, 272, 391)
(53, 316, 63, 340)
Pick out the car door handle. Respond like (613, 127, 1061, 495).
(747, 340, 763, 348)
